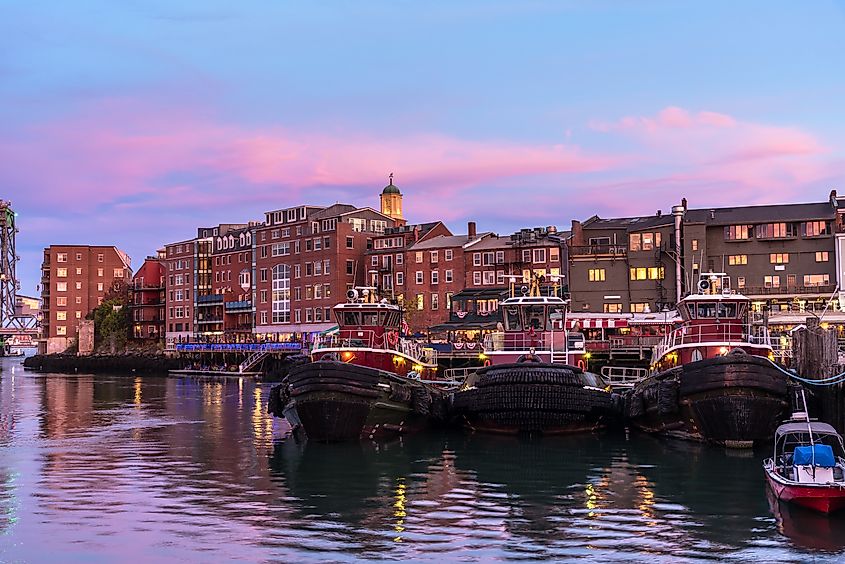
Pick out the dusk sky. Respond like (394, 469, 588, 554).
(5, 1, 845, 295)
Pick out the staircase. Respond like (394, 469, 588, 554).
(239, 351, 269, 373)
(551, 351, 568, 364)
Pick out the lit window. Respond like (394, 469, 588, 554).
(589, 269, 606, 282)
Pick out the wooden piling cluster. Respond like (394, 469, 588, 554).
(791, 317, 845, 433)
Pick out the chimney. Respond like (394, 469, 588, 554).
(468, 221, 477, 238)
(413, 225, 420, 242)
(570, 219, 585, 247)
(830, 189, 838, 207)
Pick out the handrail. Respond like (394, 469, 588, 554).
(315, 330, 437, 364)
(653, 322, 771, 359)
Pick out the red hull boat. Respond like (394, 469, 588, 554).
(763, 405, 845, 515)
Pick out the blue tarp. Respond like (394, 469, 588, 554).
(794, 444, 836, 467)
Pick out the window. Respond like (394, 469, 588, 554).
(57, 268, 67, 277)
(346, 260, 354, 275)
(314, 238, 322, 251)
(76, 268, 82, 275)
(271, 242, 290, 257)
(522, 249, 531, 263)
(445, 249, 453, 261)
(629, 234, 641, 251)
(630, 267, 664, 280)
(588, 269, 606, 282)
(295, 309, 301, 323)
(803, 221, 830, 237)
(769, 253, 789, 264)
(76, 311, 81, 319)
(816, 251, 830, 262)
(314, 284, 322, 299)
(804, 274, 830, 287)
(415, 252, 423, 263)
(97, 268, 104, 277)
(482, 252, 494, 266)
(75, 282, 82, 290)
(648, 267, 664, 280)
(396, 253, 403, 265)
(431, 271, 439, 284)
(473, 253, 481, 266)
(473, 272, 482, 285)
(445, 270, 453, 283)
(415, 271, 423, 284)
(604, 303, 623, 313)
(396, 272, 404, 285)
(631, 303, 649, 313)
(416, 294, 424, 310)
(737, 277, 745, 289)
(725, 225, 752, 241)
(371, 256, 378, 267)
(306, 286, 313, 299)
(75, 296, 81, 304)
(98, 254, 104, 262)
(113, 268, 124, 278)
(691, 239, 699, 251)
(764, 275, 780, 288)
(260, 268, 268, 282)
(295, 265, 301, 279)
(346, 236, 354, 249)
(260, 290, 268, 304)
(306, 263, 313, 276)
(497, 271, 505, 285)
(97, 283, 104, 291)
(57, 297, 67, 306)
(446, 292, 453, 309)
(75, 253, 82, 261)
(430, 251, 439, 263)
(431, 293, 439, 310)
(787, 274, 796, 287)
(496, 251, 505, 264)
(314, 260, 322, 275)
(532, 249, 546, 263)
(756, 223, 795, 239)
(56, 282, 67, 292)
(272, 264, 291, 323)
(56, 311, 67, 321)
(56, 326, 67, 336)
(483, 271, 495, 285)
(550, 248, 560, 262)
(57, 253, 67, 263)
(728, 255, 748, 265)
(305, 240, 312, 252)
(305, 308, 313, 323)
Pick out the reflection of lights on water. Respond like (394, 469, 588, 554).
(251, 386, 273, 445)
(585, 483, 597, 517)
(393, 478, 407, 542)
(133, 377, 142, 408)
(634, 475, 657, 525)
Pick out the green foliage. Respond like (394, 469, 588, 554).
(91, 281, 131, 350)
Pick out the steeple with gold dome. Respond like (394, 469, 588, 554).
(380, 173, 404, 220)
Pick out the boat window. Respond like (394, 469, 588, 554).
(580, 372, 607, 388)
(680, 304, 694, 320)
(504, 306, 522, 331)
(717, 302, 738, 318)
(361, 312, 379, 326)
(378, 311, 388, 326)
(524, 305, 547, 331)
(736, 303, 747, 319)
(385, 312, 399, 327)
(696, 302, 717, 318)
(339, 311, 361, 326)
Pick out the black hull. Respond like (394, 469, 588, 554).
(627, 352, 793, 447)
(268, 360, 446, 442)
(451, 363, 619, 434)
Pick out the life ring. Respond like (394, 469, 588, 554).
(386, 331, 399, 347)
(483, 359, 492, 367)
(517, 354, 542, 363)
(577, 359, 586, 371)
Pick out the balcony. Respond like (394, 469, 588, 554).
(742, 284, 837, 297)
(224, 300, 253, 313)
(569, 245, 627, 258)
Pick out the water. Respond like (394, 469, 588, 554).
(1, 357, 843, 563)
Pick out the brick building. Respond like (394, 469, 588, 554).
(253, 203, 399, 340)
(39, 245, 132, 354)
(130, 251, 166, 341)
(207, 224, 257, 342)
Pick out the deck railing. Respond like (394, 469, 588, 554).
(314, 330, 437, 364)
(653, 322, 772, 359)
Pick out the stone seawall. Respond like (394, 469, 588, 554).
(24, 354, 184, 374)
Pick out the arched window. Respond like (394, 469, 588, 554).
(272, 264, 290, 323)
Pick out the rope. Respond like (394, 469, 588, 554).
(765, 357, 845, 386)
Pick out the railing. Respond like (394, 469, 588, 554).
(569, 245, 627, 257)
(742, 284, 837, 296)
(175, 342, 301, 353)
(483, 331, 568, 353)
(653, 322, 772, 360)
(314, 330, 437, 364)
(600, 366, 649, 389)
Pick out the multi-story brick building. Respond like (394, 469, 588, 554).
(253, 202, 399, 340)
(206, 224, 258, 342)
(367, 221, 452, 299)
(39, 245, 132, 353)
(130, 251, 166, 341)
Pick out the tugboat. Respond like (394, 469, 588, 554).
(451, 277, 618, 434)
(268, 288, 446, 442)
(627, 273, 793, 447)
(764, 393, 845, 514)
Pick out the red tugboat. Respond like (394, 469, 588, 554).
(627, 273, 793, 447)
(269, 288, 445, 442)
(764, 404, 845, 514)
(451, 277, 618, 434)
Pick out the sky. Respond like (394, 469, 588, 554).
(4, 1, 845, 296)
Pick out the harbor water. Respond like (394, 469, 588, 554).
(1, 356, 844, 563)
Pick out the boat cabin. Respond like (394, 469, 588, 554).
(771, 419, 845, 484)
(652, 273, 773, 371)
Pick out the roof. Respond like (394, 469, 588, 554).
(685, 201, 834, 226)
(451, 288, 509, 300)
(582, 214, 675, 232)
(311, 203, 357, 219)
(382, 182, 401, 195)
(776, 421, 840, 437)
(408, 233, 492, 250)
(501, 296, 567, 306)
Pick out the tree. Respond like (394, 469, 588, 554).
(90, 280, 131, 352)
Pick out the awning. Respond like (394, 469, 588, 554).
(567, 314, 630, 329)
(628, 312, 683, 325)
(320, 325, 340, 336)
(429, 321, 500, 332)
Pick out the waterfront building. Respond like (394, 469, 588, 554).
(39, 245, 132, 354)
(208, 223, 259, 342)
(130, 251, 166, 341)
(253, 201, 399, 341)
(15, 294, 40, 317)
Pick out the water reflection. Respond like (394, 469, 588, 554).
(0, 361, 843, 562)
